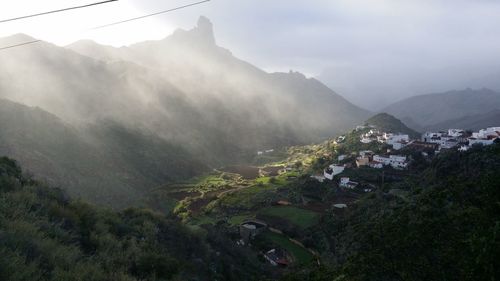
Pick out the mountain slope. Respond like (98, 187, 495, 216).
(0, 157, 215, 280)
(0, 99, 206, 207)
(283, 143, 500, 281)
(382, 88, 500, 129)
(0, 17, 369, 205)
(366, 113, 420, 138)
(67, 16, 371, 143)
(426, 110, 500, 131)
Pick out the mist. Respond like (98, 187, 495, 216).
(0, 17, 370, 204)
(130, 0, 500, 110)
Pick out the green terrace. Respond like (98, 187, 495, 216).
(257, 206, 321, 229)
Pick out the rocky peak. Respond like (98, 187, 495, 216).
(170, 16, 216, 46)
(195, 16, 215, 45)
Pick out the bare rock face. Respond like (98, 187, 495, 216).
(196, 16, 216, 45)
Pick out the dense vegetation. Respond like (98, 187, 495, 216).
(283, 143, 500, 281)
(1, 113, 499, 280)
(0, 157, 268, 281)
(0, 99, 207, 207)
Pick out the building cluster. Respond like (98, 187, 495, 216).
(360, 129, 410, 150)
(463, 127, 500, 150)
(421, 129, 469, 150)
(314, 125, 499, 191)
(355, 150, 408, 169)
(422, 127, 499, 152)
(358, 123, 499, 153)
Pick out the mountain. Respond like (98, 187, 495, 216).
(0, 17, 369, 205)
(0, 99, 206, 207)
(427, 109, 500, 131)
(67, 16, 370, 144)
(382, 88, 500, 130)
(366, 113, 420, 138)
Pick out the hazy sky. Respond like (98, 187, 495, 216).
(1, 0, 500, 109)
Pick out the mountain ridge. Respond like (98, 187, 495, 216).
(382, 88, 500, 130)
(0, 16, 369, 205)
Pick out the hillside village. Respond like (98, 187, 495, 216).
(143, 115, 499, 270)
(236, 121, 500, 268)
(317, 124, 499, 191)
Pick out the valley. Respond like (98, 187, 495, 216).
(0, 3, 499, 280)
(143, 114, 424, 270)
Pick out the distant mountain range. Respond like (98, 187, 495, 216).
(0, 17, 369, 206)
(426, 110, 500, 132)
(382, 88, 500, 131)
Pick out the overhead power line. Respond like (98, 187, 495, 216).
(0, 39, 41, 51)
(92, 0, 211, 30)
(0, 0, 119, 24)
(0, 0, 211, 51)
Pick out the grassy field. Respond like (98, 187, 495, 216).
(217, 185, 279, 210)
(262, 231, 314, 265)
(258, 206, 320, 229)
(228, 214, 254, 225)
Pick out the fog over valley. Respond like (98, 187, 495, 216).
(0, 1, 499, 280)
(0, 17, 370, 205)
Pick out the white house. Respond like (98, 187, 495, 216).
(448, 129, 465, 137)
(422, 132, 445, 143)
(389, 155, 408, 169)
(369, 161, 383, 169)
(324, 164, 345, 180)
(475, 127, 500, 139)
(386, 134, 409, 145)
(390, 155, 407, 162)
(464, 126, 499, 149)
(373, 155, 408, 169)
(339, 177, 359, 189)
(468, 137, 495, 146)
(392, 141, 408, 150)
(373, 155, 391, 165)
(338, 154, 347, 161)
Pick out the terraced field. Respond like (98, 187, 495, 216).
(258, 206, 321, 229)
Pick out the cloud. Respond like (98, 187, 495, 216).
(2, 0, 499, 109)
(130, 0, 500, 109)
